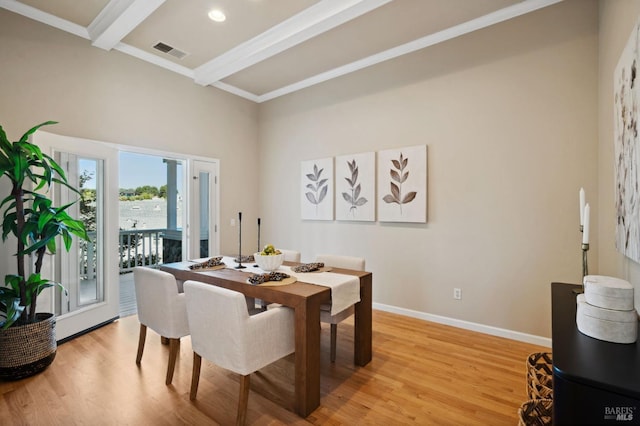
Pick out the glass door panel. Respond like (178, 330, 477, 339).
(34, 131, 119, 341)
(55, 154, 104, 315)
(189, 161, 218, 259)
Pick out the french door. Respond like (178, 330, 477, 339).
(188, 160, 219, 259)
(34, 131, 119, 341)
(32, 133, 219, 341)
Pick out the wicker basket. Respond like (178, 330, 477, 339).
(526, 352, 553, 400)
(0, 313, 57, 381)
(518, 398, 553, 426)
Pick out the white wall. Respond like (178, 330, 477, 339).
(598, 1, 640, 309)
(0, 10, 260, 260)
(257, 0, 599, 338)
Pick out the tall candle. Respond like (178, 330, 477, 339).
(579, 187, 585, 226)
(582, 203, 590, 244)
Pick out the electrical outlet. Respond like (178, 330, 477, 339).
(453, 288, 462, 300)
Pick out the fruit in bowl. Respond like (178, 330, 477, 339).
(254, 244, 283, 271)
(260, 244, 282, 256)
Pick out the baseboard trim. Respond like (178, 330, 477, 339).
(373, 302, 552, 348)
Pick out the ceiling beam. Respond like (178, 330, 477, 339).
(257, 0, 564, 102)
(193, 0, 392, 87)
(89, 0, 165, 51)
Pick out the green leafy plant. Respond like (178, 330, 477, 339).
(382, 152, 417, 214)
(0, 121, 89, 328)
(342, 159, 368, 214)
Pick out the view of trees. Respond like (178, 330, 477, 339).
(119, 184, 168, 201)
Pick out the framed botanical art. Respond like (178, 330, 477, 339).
(614, 17, 640, 262)
(301, 157, 334, 220)
(377, 145, 427, 223)
(335, 152, 375, 221)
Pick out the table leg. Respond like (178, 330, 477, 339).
(294, 296, 322, 417)
(354, 274, 372, 366)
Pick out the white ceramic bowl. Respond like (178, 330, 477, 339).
(253, 253, 284, 272)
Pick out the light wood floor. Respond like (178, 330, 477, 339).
(0, 310, 548, 425)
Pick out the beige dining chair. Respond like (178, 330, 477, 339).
(133, 267, 190, 385)
(279, 249, 301, 262)
(184, 280, 295, 426)
(315, 254, 365, 362)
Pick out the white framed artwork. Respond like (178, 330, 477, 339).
(301, 157, 334, 220)
(377, 145, 427, 223)
(336, 152, 375, 221)
(614, 17, 640, 262)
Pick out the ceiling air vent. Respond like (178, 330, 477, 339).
(152, 42, 188, 60)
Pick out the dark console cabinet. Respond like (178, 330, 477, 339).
(551, 282, 640, 424)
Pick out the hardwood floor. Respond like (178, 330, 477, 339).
(0, 310, 548, 425)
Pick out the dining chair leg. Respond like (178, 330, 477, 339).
(237, 374, 251, 426)
(166, 338, 180, 385)
(190, 352, 202, 400)
(136, 324, 147, 365)
(330, 323, 338, 363)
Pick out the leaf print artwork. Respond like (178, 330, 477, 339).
(305, 163, 328, 213)
(382, 152, 417, 214)
(342, 159, 368, 215)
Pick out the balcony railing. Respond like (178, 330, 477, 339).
(81, 228, 172, 279)
(119, 228, 165, 273)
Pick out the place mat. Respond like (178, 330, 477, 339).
(192, 264, 226, 271)
(291, 262, 332, 273)
(258, 277, 297, 287)
(301, 266, 332, 273)
(189, 256, 225, 270)
(247, 271, 293, 286)
(234, 254, 255, 263)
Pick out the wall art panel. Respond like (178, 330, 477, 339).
(614, 17, 640, 262)
(301, 157, 334, 220)
(336, 152, 375, 221)
(377, 145, 427, 223)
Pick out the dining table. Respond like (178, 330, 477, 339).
(159, 257, 372, 417)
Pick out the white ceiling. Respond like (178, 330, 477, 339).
(1, 0, 563, 103)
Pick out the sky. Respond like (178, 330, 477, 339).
(78, 152, 184, 190)
(119, 152, 182, 189)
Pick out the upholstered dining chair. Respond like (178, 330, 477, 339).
(315, 254, 365, 362)
(133, 267, 190, 385)
(278, 249, 301, 263)
(184, 280, 295, 426)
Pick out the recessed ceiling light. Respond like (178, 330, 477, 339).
(208, 9, 226, 22)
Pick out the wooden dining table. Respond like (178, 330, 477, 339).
(159, 260, 372, 417)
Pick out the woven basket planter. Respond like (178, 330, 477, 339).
(518, 398, 553, 426)
(526, 352, 553, 400)
(0, 313, 57, 380)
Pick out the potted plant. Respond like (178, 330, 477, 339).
(0, 121, 89, 380)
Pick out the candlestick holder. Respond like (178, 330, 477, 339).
(235, 212, 246, 269)
(582, 243, 589, 278)
(254, 218, 261, 267)
(573, 227, 588, 294)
